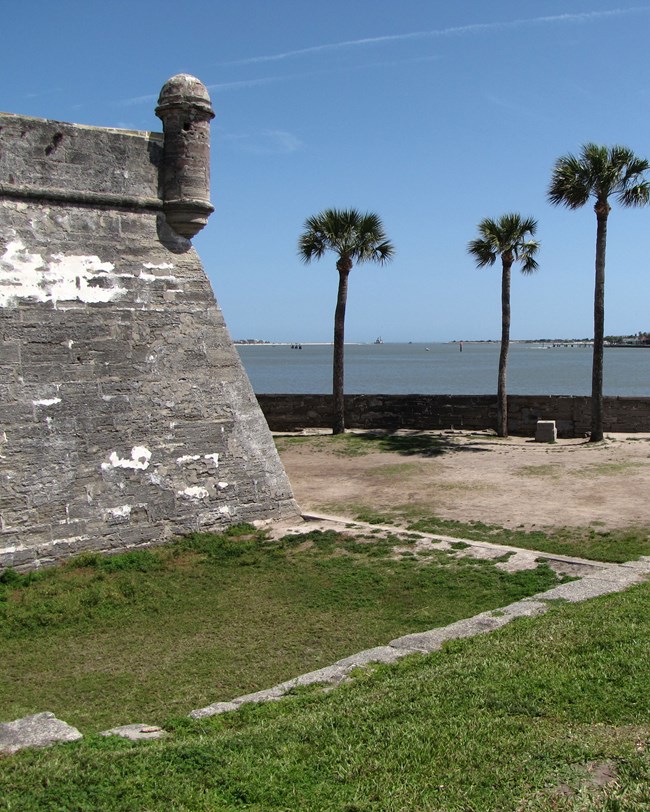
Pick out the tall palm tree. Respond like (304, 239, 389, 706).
(468, 214, 539, 438)
(549, 144, 650, 442)
(298, 208, 395, 434)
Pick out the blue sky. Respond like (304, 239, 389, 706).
(3, 0, 650, 342)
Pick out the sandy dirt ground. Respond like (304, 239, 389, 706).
(276, 430, 650, 531)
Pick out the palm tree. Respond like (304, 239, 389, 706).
(549, 144, 650, 442)
(298, 208, 395, 434)
(468, 214, 539, 438)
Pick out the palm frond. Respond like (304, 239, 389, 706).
(549, 143, 650, 210)
(469, 214, 539, 273)
(298, 231, 326, 263)
(548, 152, 592, 208)
(367, 239, 395, 265)
(520, 243, 540, 274)
(619, 181, 650, 207)
(297, 208, 395, 268)
(467, 237, 497, 268)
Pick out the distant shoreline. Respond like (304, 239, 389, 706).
(235, 340, 589, 347)
(235, 340, 649, 348)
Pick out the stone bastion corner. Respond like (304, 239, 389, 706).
(0, 74, 299, 571)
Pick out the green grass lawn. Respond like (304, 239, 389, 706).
(1, 581, 648, 811)
(3, 434, 648, 809)
(0, 526, 564, 732)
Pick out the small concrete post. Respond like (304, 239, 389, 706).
(535, 420, 557, 443)
(155, 74, 215, 238)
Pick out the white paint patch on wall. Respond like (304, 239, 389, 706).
(101, 446, 152, 471)
(0, 239, 126, 308)
(104, 505, 132, 519)
(140, 263, 176, 283)
(204, 453, 219, 468)
(32, 398, 61, 407)
(178, 486, 209, 500)
(139, 272, 177, 283)
(176, 455, 201, 465)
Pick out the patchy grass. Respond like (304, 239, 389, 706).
(577, 461, 649, 477)
(365, 461, 423, 478)
(502, 455, 646, 481)
(322, 506, 650, 563)
(1, 582, 648, 811)
(517, 463, 564, 478)
(433, 523, 649, 563)
(276, 431, 451, 457)
(0, 526, 565, 732)
(402, 515, 650, 563)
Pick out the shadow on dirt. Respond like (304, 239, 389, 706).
(346, 431, 493, 457)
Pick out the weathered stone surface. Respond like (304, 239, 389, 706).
(274, 663, 351, 691)
(231, 687, 287, 705)
(0, 78, 299, 570)
(534, 572, 647, 602)
(188, 702, 240, 719)
(535, 419, 557, 442)
(499, 599, 549, 619)
(390, 611, 513, 652)
(333, 645, 414, 668)
(256, 393, 650, 437)
(155, 74, 214, 239)
(620, 556, 650, 572)
(100, 724, 167, 741)
(0, 712, 82, 754)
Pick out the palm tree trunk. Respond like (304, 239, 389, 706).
(497, 257, 512, 437)
(591, 205, 608, 442)
(332, 266, 349, 434)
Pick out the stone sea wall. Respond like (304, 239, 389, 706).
(256, 393, 650, 437)
(0, 76, 298, 572)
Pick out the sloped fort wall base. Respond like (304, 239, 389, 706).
(0, 78, 299, 571)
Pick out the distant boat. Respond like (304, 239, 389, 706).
(374, 337, 383, 344)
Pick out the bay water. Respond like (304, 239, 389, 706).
(236, 342, 650, 397)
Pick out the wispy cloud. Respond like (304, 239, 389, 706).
(116, 7, 647, 107)
(25, 88, 63, 99)
(207, 77, 281, 93)
(119, 76, 282, 107)
(222, 129, 302, 155)
(483, 93, 550, 124)
(119, 93, 158, 107)
(221, 7, 648, 67)
(118, 54, 443, 107)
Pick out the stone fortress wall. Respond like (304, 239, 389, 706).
(256, 393, 650, 437)
(0, 75, 299, 571)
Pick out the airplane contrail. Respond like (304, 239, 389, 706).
(221, 8, 649, 67)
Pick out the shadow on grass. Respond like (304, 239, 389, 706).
(274, 430, 495, 458)
(351, 431, 491, 457)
